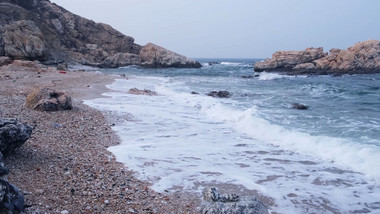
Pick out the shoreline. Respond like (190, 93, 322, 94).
(0, 62, 200, 213)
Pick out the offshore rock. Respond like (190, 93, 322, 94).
(254, 40, 380, 75)
(0, 0, 201, 68)
(207, 91, 232, 98)
(139, 43, 202, 68)
(201, 187, 268, 214)
(26, 87, 72, 111)
(0, 118, 33, 154)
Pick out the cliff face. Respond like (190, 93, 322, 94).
(0, 0, 201, 68)
(254, 40, 380, 75)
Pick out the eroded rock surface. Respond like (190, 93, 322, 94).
(254, 40, 380, 74)
(0, 0, 200, 68)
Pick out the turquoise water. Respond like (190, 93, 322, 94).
(85, 59, 380, 213)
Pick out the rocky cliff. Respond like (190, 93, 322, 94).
(254, 40, 380, 75)
(0, 0, 201, 68)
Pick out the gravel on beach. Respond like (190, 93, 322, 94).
(0, 62, 200, 213)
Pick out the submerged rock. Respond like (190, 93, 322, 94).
(207, 91, 232, 98)
(292, 103, 309, 110)
(0, 119, 32, 154)
(128, 88, 157, 96)
(254, 40, 380, 75)
(26, 87, 72, 111)
(201, 187, 268, 214)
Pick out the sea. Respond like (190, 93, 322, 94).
(84, 58, 380, 213)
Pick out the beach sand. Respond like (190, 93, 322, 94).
(0, 61, 200, 213)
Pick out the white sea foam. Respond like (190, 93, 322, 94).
(85, 77, 380, 213)
(221, 62, 242, 66)
(257, 72, 294, 80)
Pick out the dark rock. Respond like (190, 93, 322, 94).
(0, 57, 11, 67)
(241, 75, 255, 79)
(254, 40, 380, 75)
(292, 103, 309, 110)
(201, 187, 268, 214)
(128, 88, 157, 96)
(207, 91, 232, 98)
(207, 62, 220, 66)
(191, 91, 199, 95)
(139, 43, 202, 68)
(0, 179, 25, 213)
(26, 87, 72, 111)
(0, 119, 32, 154)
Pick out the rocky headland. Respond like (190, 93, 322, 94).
(254, 39, 380, 75)
(0, 0, 201, 68)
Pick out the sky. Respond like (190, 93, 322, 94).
(50, 0, 380, 59)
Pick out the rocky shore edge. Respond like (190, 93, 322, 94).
(0, 61, 270, 213)
(254, 39, 380, 75)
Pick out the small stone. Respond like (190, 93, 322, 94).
(61, 210, 69, 214)
(35, 189, 44, 195)
(104, 200, 109, 205)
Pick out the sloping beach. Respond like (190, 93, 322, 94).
(0, 62, 199, 213)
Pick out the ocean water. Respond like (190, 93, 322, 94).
(84, 59, 380, 213)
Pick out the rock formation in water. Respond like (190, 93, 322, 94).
(0, 0, 201, 68)
(201, 187, 268, 214)
(254, 40, 380, 75)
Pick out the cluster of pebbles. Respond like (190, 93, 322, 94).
(0, 64, 200, 213)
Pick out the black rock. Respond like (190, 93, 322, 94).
(0, 179, 25, 213)
(241, 75, 255, 79)
(292, 103, 309, 110)
(207, 91, 232, 98)
(0, 119, 33, 154)
(191, 91, 199, 95)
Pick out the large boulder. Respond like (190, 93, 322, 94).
(207, 91, 232, 98)
(26, 87, 72, 111)
(0, 119, 32, 154)
(201, 187, 268, 214)
(254, 40, 380, 74)
(139, 43, 202, 68)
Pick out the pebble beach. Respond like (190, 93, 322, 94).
(0, 61, 199, 213)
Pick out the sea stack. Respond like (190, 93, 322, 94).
(254, 40, 380, 75)
(0, 0, 201, 68)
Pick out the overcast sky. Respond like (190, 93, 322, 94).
(50, 0, 380, 58)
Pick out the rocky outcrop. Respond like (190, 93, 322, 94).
(0, 0, 200, 68)
(201, 187, 268, 214)
(0, 118, 32, 154)
(26, 87, 72, 111)
(139, 43, 201, 68)
(254, 40, 380, 74)
(0, 56, 11, 66)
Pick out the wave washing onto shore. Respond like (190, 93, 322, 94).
(85, 59, 380, 213)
